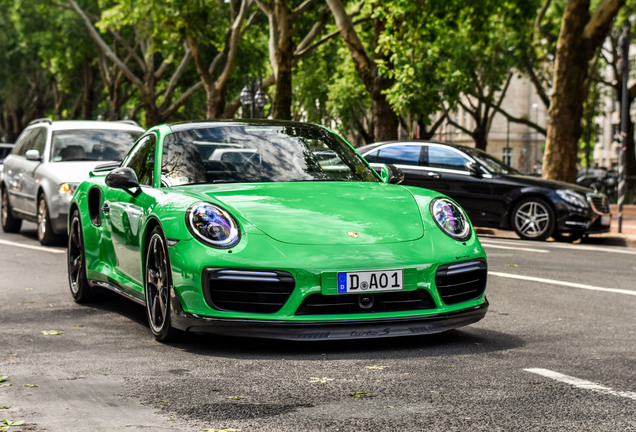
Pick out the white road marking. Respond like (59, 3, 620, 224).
(480, 243, 549, 253)
(0, 239, 66, 254)
(489, 271, 636, 296)
(480, 238, 636, 255)
(525, 368, 636, 401)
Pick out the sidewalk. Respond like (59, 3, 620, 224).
(477, 204, 636, 248)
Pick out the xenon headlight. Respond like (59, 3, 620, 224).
(186, 202, 240, 248)
(430, 197, 471, 241)
(556, 189, 588, 208)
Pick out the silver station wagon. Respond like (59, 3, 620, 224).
(1, 119, 144, 245)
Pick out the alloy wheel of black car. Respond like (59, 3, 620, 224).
(1, 188, 22, 233)
(68, 210, 96, 302)
(511, 197, 555, 241)
(145, 227, 177, 342)
(37, 194, 62, 246)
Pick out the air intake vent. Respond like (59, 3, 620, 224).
(295, 290, 435, 315)
(435, 259, 487, 305)
(203, 269, 295, 314)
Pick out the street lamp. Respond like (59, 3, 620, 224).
(239, 76, 269, 119)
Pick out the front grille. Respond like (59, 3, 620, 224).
(435, 259, 487, 305)
(295, 290, 436, 315)
(588, 194, 610, 214)
(203, 269, 295, 314)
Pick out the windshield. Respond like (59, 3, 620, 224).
(466, 147, 520, 175)
(161, 124, 379, 186)
(51, 129, 142, 162)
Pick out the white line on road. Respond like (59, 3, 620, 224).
(480, 242, 549, 253)
(525, 368, 636, 401)
(0, 239, 66, 254)
(489, 271, 636, 296)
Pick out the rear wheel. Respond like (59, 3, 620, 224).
(1, 188, 22, 233)
(145, 227, 178, 342)
(511, 197, 555, 241)
(37, 194, 63, 246)
(68, 210, 97, 302)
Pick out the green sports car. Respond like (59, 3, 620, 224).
(67, 120, 488, 341)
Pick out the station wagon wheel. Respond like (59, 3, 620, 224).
(1, 188, 22, 233)
(37, 193, 62, 246)
(68, 210, 96, 302)
(145, 227, 177, 342)
(511, 197, 555, 241)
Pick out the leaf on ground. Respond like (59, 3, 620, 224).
(507, 264, 518, 267)
(309, 377, 334, 383)
(348, 392, 376, 398)
(0, 406, 10, 409)
(72, 324, 85, 327)
(364, 365, 389, 370)
(0, 384, 12, 387)
(225, 396, 248, 400)
(0, 377, 8, 383)
(24, 384, 38, 388)
(40, 330, 63, 335)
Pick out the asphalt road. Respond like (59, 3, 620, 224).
(0, 222, 635, 432)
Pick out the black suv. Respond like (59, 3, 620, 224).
(359, 141, 611, 242)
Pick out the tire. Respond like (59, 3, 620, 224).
(145, 226, 178, 342)
(1, 188, 22, 233)
(511, 197, 555, 241)
(552, 231, 583, 243)
(37, 193, 63, 246)
(68, 210, 97, 303)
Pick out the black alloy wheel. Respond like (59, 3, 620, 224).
(37, 193, 62, 246)
(511, 197, 555, 241)
(68, 210, 96, 302)
(145, 226, 177, 342)
(1, 188, 22, 233)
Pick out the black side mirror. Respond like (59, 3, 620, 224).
(466, 161, 483, 178)
(380, 164, 405, 184)
(105, 167, 141, 197)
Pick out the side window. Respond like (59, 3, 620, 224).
(363, 149, 379, 162)
(375, 145, 422, 166)
(29, 128, 47, 154)
(13, 129, 34, 156)
(427, 146, 471, 171)
(124, 135, 156, 187)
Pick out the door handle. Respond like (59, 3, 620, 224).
(427, 172, 441, 179)
(101, 203, 110, 214)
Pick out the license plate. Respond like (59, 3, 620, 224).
(600, 215, 611, 226)
(337, 269, 403, 293)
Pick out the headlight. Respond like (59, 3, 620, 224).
(59, 183, 78, 195)
(556, 189, 588, 208)
(186, 202, 240, 248)
(430, 197, 471, 241)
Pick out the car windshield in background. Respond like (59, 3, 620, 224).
(161, 125, 379, 186)
(51, 129, 142, 162)
(466, 148, 520, 175)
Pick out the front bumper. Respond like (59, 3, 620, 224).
(170, 299, 489, 341)
(555, 193, 611, 235)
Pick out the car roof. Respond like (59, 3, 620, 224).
(167, 119, 324, 133)
(27, 119, 144, 132)
(357, 140, 473, 154)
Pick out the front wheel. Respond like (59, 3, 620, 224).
(1, 188, 22, 233)
(68, 210, 97, 302)
(145, 226, 178, 342)
(511, 197, 555, 241)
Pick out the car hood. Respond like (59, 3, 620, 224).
(39, 161, 119, 184)
(185, 182, 425, 245)
(505, 174, 592, 194)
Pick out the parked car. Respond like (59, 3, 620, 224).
(0, 143, 15, 182)
(67, 120, 488, 342)
(576, 168, 618, 198)
(358, 141, 611, 242)
(1, 119, 144, 245)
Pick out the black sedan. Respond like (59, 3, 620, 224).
(358, 141, 611, 242)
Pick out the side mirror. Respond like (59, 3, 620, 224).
(466, 161, 482, 177)
(380, 164, 405, 185)
(25, 149, 41, 161)
(105, 167, 141, 197)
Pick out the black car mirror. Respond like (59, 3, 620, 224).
(466, 161, 482, 178)
(105, 167, 141, 197)
(380, 164, 405, 184)
(25, 149, 41, 161)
